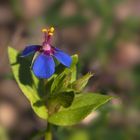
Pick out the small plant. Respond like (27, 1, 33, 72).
(8, 27, 112, 140)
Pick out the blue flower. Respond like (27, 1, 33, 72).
(21, 27, 72, 79)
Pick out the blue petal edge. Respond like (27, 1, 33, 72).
(32, 54, 55, 79)
(21, 45, 41, 57)
(53, 48, 72, 67)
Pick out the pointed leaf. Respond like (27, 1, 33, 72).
(48, 93, 112, 126)
(71, 73, 93, 93)
(8, 47, 48, 120)
(51, 72, 70, 94)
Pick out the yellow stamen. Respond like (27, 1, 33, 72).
(41, 27, 55, 36)
(50, 27, 55, 32)
(42, 28, 47, 32)
(48, 27, 55, 36)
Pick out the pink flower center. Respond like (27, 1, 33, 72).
(43, 44, 51, 51)
(42, 44, 54, 55)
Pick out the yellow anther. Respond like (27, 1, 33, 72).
(42, 28, 47, 32)
(50, 27, 55, 33)
(48, 27, 55, 36)
(42, 27, 55, 36)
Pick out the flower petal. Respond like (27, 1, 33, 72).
(53, 48, 72, 67)
(21, 45, 41, 57)
(32, 54, 55, 78)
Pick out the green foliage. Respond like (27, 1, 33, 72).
(8, 47, 48, 120)
(48, 93, 112, 126)
(71, 73, 93, 93)
(8, 47, 112, 126)
(0, 127, 9, 140)
(47, 91, 75, 115)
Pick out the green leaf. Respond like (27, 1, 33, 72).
(50, 72, 70, 94)
(0, 126, 9, 140)
(70, 54, 78, 82)
(71, 72, 93, 93)
(47, 91, 75, 115)
(8, 47, 48, 120)
(48, 93, 112, 126)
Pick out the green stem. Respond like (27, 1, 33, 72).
(45, 122, 52, 140)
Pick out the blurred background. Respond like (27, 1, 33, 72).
(0, 0, 140, 140)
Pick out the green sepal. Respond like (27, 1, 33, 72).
(71, 73, 93, 93)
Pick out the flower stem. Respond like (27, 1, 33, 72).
(45, 122, 52, 140)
